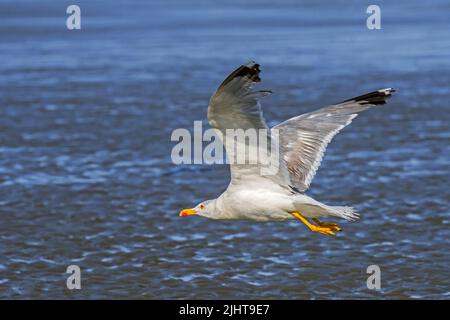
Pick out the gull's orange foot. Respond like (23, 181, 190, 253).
(312, 218, 342, 232)
(291, 211, 337, 236)
(308, 224, 336, 236)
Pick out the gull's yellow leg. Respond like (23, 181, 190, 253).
(291, 211, 336, 236)
(312, 218, 342, 232)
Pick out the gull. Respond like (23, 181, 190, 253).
(179, 62, 395, 236)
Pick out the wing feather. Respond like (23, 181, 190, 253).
(273, 88, 395, 192)
(207, 62, 289, 184)
(208, 62, 271, 131)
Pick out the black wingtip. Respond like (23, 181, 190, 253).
(341, 88, 396, 105)
(218, 62, 262, 89)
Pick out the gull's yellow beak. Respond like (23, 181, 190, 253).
(179, 208, 197, 217)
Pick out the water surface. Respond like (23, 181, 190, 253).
(0, 0, 449, 299)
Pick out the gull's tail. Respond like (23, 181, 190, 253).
(329, 206, 360, 221)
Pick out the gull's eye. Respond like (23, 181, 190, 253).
(200, 204, 205, 209)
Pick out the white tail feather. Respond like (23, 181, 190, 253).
(330, 206, 360, 221)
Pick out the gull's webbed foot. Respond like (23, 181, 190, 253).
(291, 211, 340, 236)
(312, 218, 342, 232)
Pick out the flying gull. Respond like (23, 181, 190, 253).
(179, 62, 395, 236)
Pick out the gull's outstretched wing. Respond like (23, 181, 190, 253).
(272, 88, 395, 192)
(208, 62, 271, 131)
(208, 62, 289, 184)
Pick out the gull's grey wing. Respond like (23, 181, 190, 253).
(208, 62, 272, 132)
(272, 88, 396, 192)
(207, 62, 290, 185)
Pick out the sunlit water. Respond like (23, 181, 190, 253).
(0, 0, 449, 299)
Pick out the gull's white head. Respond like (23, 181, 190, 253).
(179, 200, 215, 218)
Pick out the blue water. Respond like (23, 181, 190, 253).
(0, 0, 449, 299)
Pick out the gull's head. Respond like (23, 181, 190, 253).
(179, 200, 214, 218)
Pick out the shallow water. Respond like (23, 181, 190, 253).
(0, 0, 449, 299)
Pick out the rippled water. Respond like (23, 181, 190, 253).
(0, 0, 449, 299)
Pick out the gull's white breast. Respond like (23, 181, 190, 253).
(220, 178, 297, 221)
